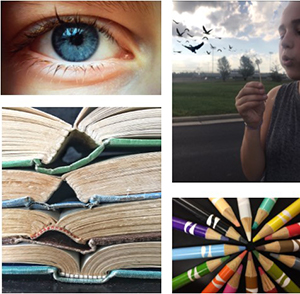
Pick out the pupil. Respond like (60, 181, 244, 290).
(71, 33, 84, 46)
(52, 23, 99, 62)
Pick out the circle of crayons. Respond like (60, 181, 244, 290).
(172, 198, 300, 293)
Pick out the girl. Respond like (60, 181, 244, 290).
(235, 2, 300, 181)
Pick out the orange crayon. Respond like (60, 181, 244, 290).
(202, 251, 247, 293)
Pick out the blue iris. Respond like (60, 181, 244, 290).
(52, 23, 99, 62)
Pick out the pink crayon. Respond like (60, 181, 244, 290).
(223, 264, 243, 293)
(258, 267, 278, 293)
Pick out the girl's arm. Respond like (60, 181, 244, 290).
(236, 83, 279, 181)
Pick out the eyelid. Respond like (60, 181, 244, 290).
(10, 14, 140, 57)
(7, 13, 145, 87)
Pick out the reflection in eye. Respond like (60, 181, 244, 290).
(1, 1, 161, 95)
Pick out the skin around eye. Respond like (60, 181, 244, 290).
(1, 1, 161, 95)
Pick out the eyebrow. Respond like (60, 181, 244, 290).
(278, 18, 300, 31)
(9, 1, 157, 14)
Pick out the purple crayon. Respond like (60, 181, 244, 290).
(173, 216, 229, 241)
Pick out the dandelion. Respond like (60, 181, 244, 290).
(255, 57, 262, 83)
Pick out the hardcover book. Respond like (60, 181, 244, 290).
(2, 107, 161, 286)
(3, 199, 161, 253)
(3, 241, 161, 282)
(3, 151, 161, 206)
(2, 107, 161, 174)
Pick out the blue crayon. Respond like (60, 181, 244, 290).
(172, 244, 246, 261)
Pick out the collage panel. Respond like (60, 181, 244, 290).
(1, 1, 161, 95)
(172, 197, 300, 293)
(2, 0, 300, 293)
(172, 1, 300, 182)
(2, 107, 161, 292)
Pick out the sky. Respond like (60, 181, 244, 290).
(172, 1, 289, 73)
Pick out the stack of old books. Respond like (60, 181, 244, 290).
(2, 107, 161, 283)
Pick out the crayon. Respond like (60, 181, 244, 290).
(174, 198, 247, 244)
(256, 239, 300, 253)
(202, 251, 247, 293)
(172, 216, 229, 241)
(223, 264, 243, 293)
(270, 254, 300, 271)
(245, 252, 258, 293)
(253, 198, 300, 243)
(172, 256, 230, 291)
(209, 198, 240, 227)
(237, 198, 252, 241)
(258, 267, 278, 293)
(172, 244, 246, 261)
(253, 250, 300, 293)
(252, 198, 278, 230)
(265, 222, 300, 241)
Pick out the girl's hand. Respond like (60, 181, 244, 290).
(235, 82, 267, 129)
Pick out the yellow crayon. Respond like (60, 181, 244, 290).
(253, 199, 300, 242)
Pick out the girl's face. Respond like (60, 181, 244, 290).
(279, 2, 300, 81)
(1, 1, 161, 95)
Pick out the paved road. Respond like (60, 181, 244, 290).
(173, 121, 248, 182)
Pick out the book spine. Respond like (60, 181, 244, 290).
(54, 269, 161, 284)
(35, 143, 106, 175)
(30, 225, 84, 244)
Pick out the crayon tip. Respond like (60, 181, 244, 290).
(238, 250, 247, 260)
(252, 234, 261, 243)
(239, 236, 248, 244)
(221, 256, 231, 262)
(221, 236, 230, 242)
(252, 222, 258, 230)
(252, 250, 259, 259)
(270, 253, 279, 260)
(238, 246, 247, 252)
(258, 267, 265, 276)
(255, 245, 264, 251)
(248, 251, 253, 260)
(237, 264, 243, 274)
(264, 235, 272, 241)
(234, 220, 241, 227)
(246, 232, 251, 242)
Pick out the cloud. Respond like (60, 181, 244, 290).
(173, 1, 288, 40)
(173, 1, 228, 13)
(172, 1, 288, 73)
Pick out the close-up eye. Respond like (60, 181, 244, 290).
(49, 21, 118, 62)
(1, 1, 161, 94)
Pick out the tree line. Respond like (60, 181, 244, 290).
(218, 56, 284, 82)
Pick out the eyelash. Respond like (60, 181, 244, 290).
(279, 29, 300, 40)
(12, 11, 115, 54)
(10, 11, 131, 77)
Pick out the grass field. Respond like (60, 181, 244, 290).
(173, 80, 285, 117)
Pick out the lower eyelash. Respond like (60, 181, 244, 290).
(15, 53, 106, 80)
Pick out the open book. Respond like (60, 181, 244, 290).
(3, 151, 161, 205)
(2, 107, 161, 174)
(3, 241, 161, 282)
(3, 199, 161, 253)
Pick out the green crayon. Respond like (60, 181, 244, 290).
(172, 256, 229, 291)
(253, 250, 300, 293)
(252, 198, 278, 230)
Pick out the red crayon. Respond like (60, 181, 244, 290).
(258, 267, 278, 293)
(265, 222, 300, 241)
